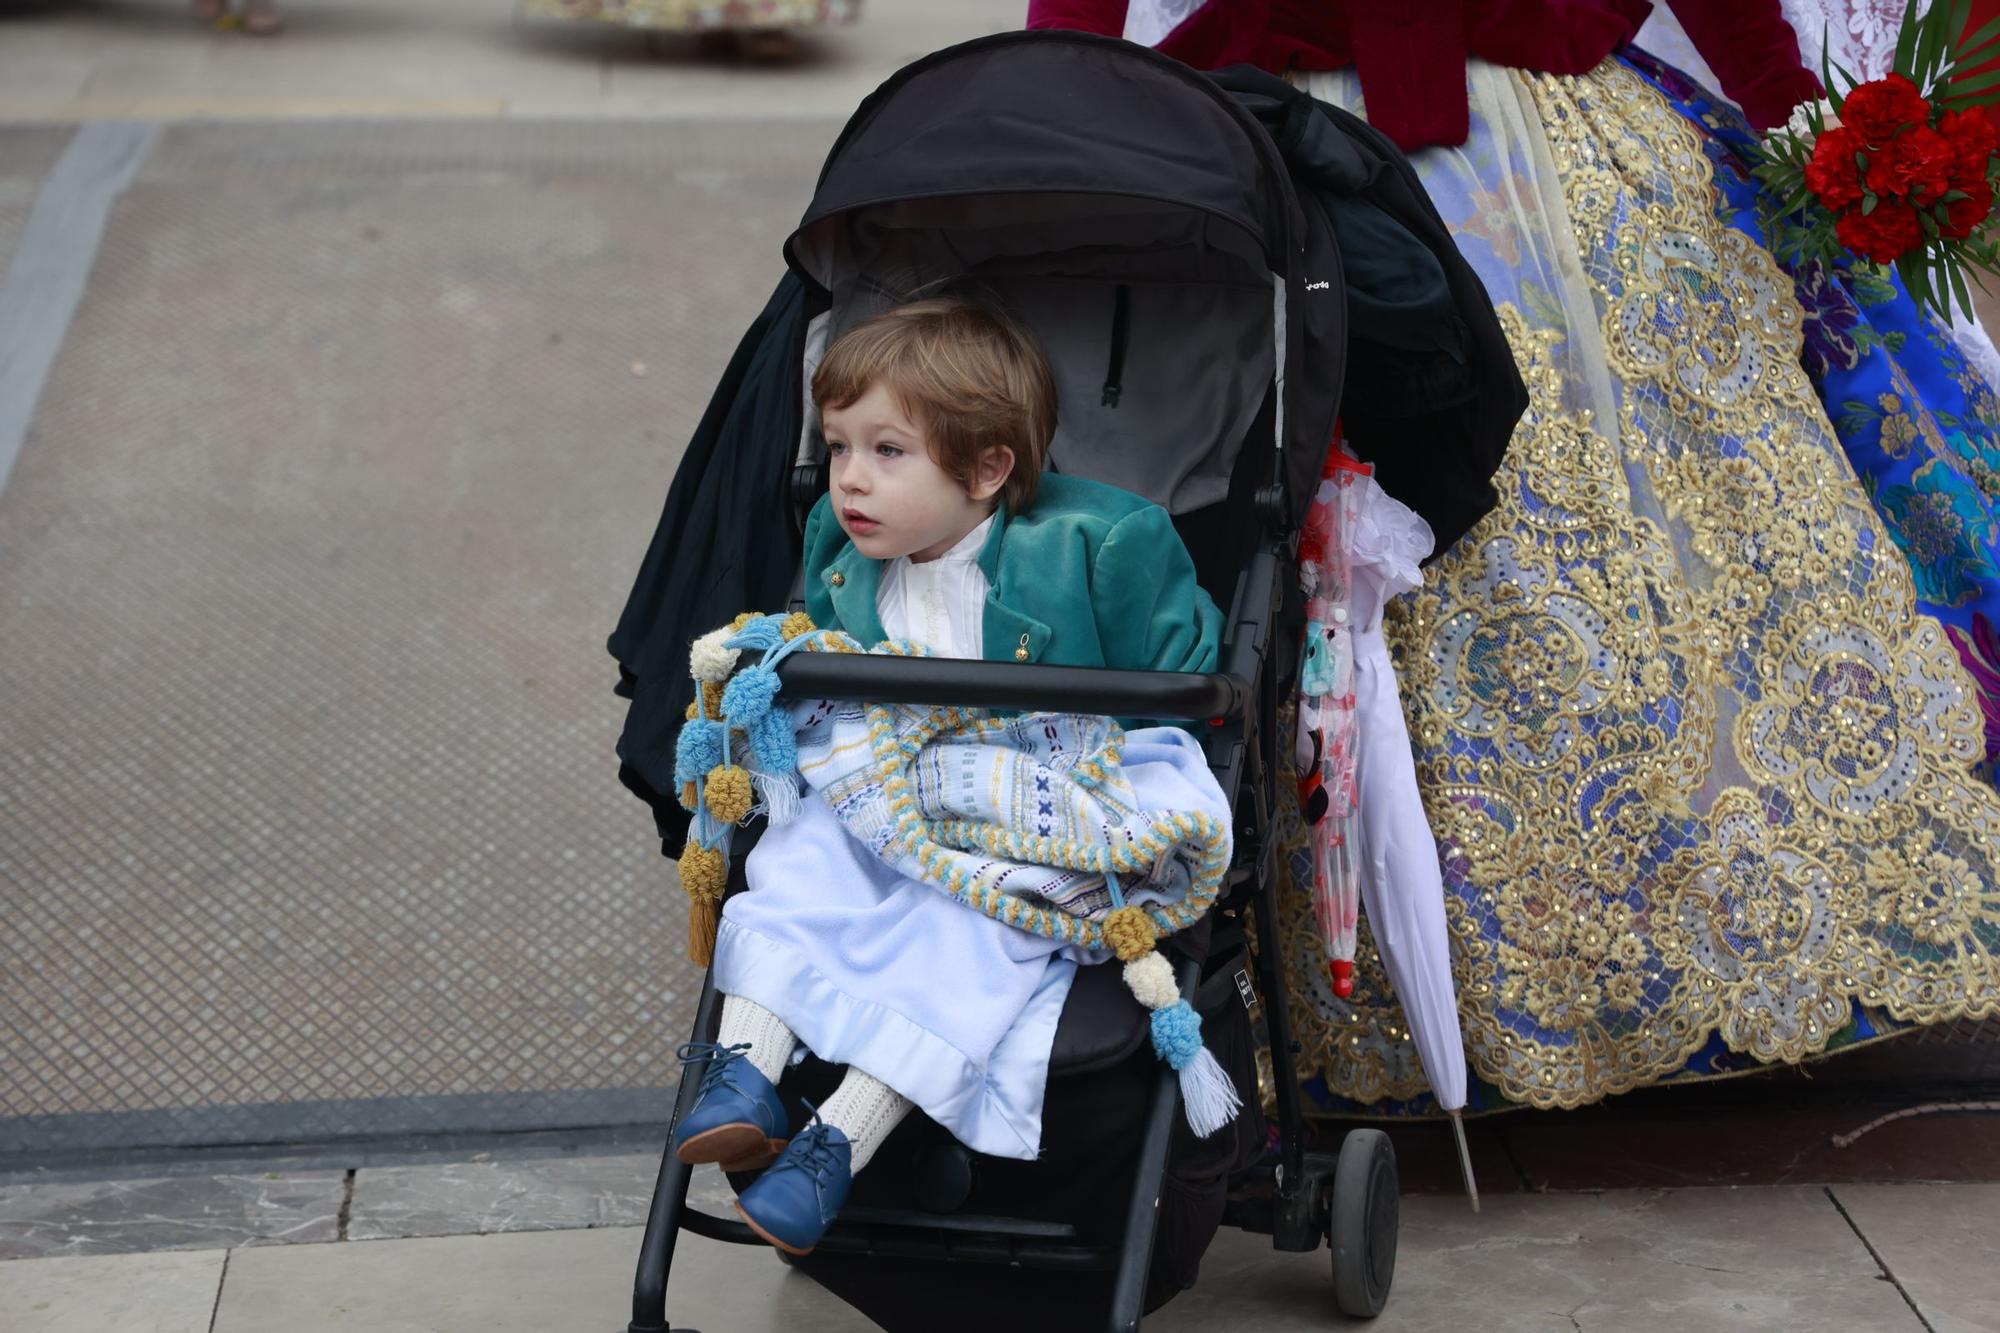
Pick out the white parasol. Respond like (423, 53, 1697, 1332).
(1344, 473, 1477, 1208)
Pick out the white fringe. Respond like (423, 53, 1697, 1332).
(1177, 1045, 1241, 1138)
(752, 770, 804, 826)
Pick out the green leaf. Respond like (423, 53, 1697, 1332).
(1896, 10, 1920, 77)
(1954, 13, 2000, 63)
(1832, 55, 1861, 92)
(1936, 0, 1973, 85)
(1864, 192, 1879, 215)
(1901, 256, 1935, 318)
(1939, 64, 2000, 97)
(1825, 38, 1852, 111)
(1916, 0, 1948, 88)
(1951, 252, 1976, 320)
(1943, 0, 1976, 77)
(1936, 2, 1974, 87)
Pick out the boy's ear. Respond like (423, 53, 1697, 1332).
(966, 446, 1016, 503)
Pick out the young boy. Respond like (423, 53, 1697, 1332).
(674, 297, 1227, 1255)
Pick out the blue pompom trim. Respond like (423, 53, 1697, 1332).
(674, 718, 725, 784)
(751, 710, 796, 773)
(1150, 1000, 1204, 1071)
(722, 666, 782, 731)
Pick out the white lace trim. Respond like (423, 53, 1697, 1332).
(877, 513, 993, 659)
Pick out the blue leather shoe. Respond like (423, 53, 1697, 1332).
(734, 1112, 852, 1256)
(670, 1043, 790, 1172)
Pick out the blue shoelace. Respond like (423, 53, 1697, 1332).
(675, 1041, 755, 1097)
(788, 1099, 845, 1214)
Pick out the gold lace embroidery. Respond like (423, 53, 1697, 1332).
(1283, 63, 2000, 1111)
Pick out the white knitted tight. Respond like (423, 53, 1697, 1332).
(714, 994, 912, 1172)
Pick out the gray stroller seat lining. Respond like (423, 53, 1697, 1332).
(793, 192, 1277, 515)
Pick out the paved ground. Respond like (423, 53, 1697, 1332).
(0, 0, 1021, 122)
(1, 1100, 1996, 1328)
(2, 1173, 1996, 1332)
(0, 0, 1012, 1157)
(0, 112, 826, 1153)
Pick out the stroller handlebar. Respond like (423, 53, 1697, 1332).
(773, 652, 1250, 722)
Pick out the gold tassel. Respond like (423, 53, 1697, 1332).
(687, 891, 720, 968)
(678, 841, 728, 967)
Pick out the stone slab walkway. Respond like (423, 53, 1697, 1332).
(5, 1179, 1994, 1332)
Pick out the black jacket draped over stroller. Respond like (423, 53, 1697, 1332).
(610, 32, 1525, 1333)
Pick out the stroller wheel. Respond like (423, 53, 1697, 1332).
(1328, 1128, 1398, 1318)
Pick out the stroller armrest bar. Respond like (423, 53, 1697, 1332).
(774, 653, 1249, 721)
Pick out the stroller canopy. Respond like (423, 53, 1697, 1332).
(784, 31, 1328, 522)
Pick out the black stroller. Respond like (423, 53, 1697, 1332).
(609, 30, 1524, 1333)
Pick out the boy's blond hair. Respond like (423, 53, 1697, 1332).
(812, 297, 1057, 513)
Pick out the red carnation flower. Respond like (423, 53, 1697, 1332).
(1806, 126, 1866, 209)
(1945, 180, 1994, 239)
(1841, 73, 1932, 147)
(1941, 105, 1999, 186)
(1837, 200, 1925, 263)
(1868, 125, 1954, 204)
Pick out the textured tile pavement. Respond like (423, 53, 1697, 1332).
(8, 1181, 1994, 1333)
(0, 0, 1029, 1168)
(0, 117, 832, 1154)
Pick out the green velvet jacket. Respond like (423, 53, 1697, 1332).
(802, 473, 1222, 674)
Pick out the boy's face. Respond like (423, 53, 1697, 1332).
(822, 382, 1013, 563)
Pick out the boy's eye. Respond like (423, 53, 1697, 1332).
(875, 443, 903, 459)
(826, 440, 848, 456)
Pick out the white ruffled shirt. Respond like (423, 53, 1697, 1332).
(876, 514, 994, 659)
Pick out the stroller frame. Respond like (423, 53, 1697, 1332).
(625, 527, 1399, 1331)
(603, 30, 1444, 1328)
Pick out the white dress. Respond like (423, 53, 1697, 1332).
(712, 518, 1230, 1159)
